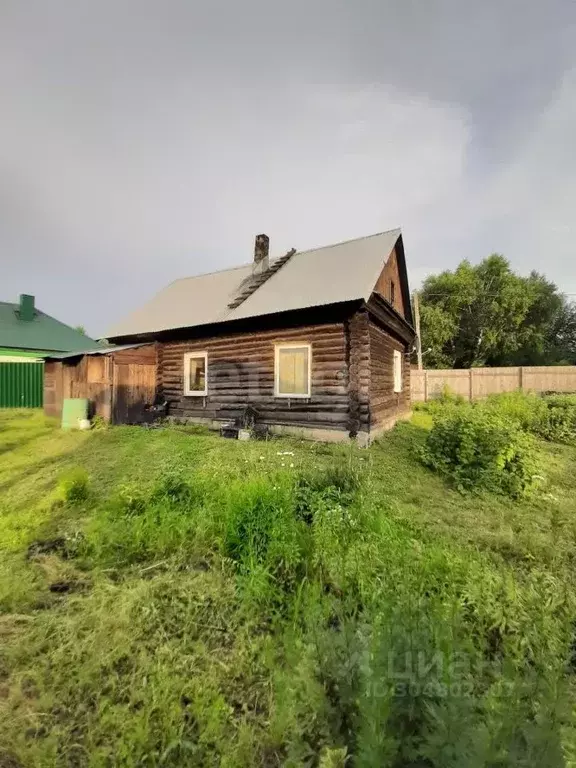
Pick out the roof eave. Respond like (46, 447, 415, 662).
(105, 300, 364, 344)
(394, 234, 414, 326)
(365, 291, 416, 345)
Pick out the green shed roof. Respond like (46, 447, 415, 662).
(0, 300, 96, 353)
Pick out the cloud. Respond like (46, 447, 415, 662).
(472, 69, 576, 295)
(1, 0, 574, 335)
(398, 70, 576, 298)
(1, 70, 471, 333)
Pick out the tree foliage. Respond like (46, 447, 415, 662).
(418, 255, 576, 368)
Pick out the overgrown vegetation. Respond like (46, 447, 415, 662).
(418, 254, 576, 368)
(1, 408, 576, 766)
(420, 391, 576, 498)
(483, 391, 576, 444)
(421, 405, 538, 497)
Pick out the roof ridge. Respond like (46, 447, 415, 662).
(293, 228, 401, 257)
(159, 229, 401, 288)
(167, 262, 250, 286)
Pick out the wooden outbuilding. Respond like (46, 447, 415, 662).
(43, 344, 157, 424)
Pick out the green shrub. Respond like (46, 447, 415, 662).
(57, 467, 90, 505)
(483, 391, 576, 444)
(483, 391, 548, 432)
(435, 383, 467, 406)
(418, 384, 467, 420)
(421, 407, 539, 497)
(539, 394, 576, 443)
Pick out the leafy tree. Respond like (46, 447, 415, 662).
(74, 324, 87, 335)
(418, 255, 576, 368)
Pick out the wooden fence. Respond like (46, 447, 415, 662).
(411, 366, 576, 402)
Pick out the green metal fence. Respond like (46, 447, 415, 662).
(0, 362, 44, 408)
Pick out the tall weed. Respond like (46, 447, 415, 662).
(58, 467, 90, 505)
(421, 406, 539, 497)
(223, 477, 305, 585)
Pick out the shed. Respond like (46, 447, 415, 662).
(43, 344, 158, 424)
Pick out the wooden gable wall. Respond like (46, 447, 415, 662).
(373, 247, 406, 317)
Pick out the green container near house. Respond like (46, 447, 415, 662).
(61, 398, 89, 429)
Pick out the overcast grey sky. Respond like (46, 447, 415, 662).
(1, 0, 575, 337)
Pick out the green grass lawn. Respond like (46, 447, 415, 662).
(1, 409, 576, 766)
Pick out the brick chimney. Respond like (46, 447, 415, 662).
(253, 234, 269, 274)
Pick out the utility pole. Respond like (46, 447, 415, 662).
(413, 291, 423, 370)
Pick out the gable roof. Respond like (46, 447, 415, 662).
(0, 301, 97, 353)
(106, 228, 410, 340)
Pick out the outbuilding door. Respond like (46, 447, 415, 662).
(112, 363, 156, 424)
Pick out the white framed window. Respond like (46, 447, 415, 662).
(274, 343, 311, 398)
(393, 349, 403, 393)
(184, 352, 208, 396)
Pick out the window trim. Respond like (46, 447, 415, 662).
(183, 351, 208, 397)
(274, 343, 312, 399)
(393, 349, 403, 393)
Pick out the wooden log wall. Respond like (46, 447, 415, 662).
(346, 311, 371, 435)
(369, 320, 411, 427)
(159, 322, 350, 431)
(112, 346, 158, 366)
(373, 247, 406, 316)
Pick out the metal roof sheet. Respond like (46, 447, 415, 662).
(0, 301, 97, 352)
(106, 229, 402, 339)
(43, 343, 148, 360)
